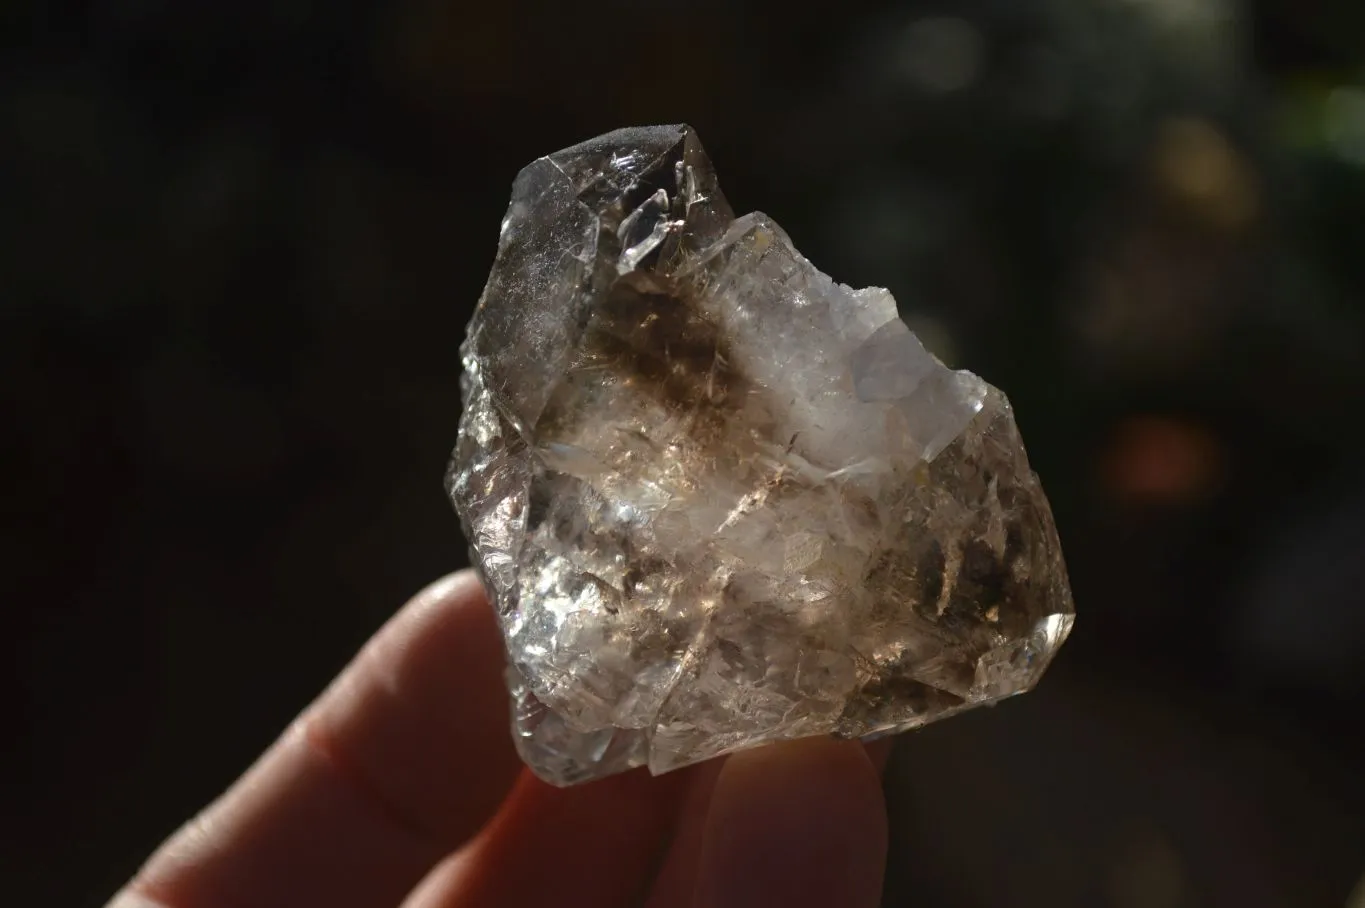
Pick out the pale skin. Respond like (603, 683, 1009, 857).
(108, 570, 891, 908)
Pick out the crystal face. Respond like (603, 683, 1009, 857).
(447, 125, 1074, 786)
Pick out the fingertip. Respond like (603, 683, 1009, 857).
(105, 892, 166, 908)
(403, 569, 488, 621)
(130, 569, 519, 908)
(308, 566, 517, 846)
(694, 737, 888, 908)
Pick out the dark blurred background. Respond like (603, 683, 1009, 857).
(5, 0, 1365, 905)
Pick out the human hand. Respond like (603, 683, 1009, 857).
(108, 571, 889, 908)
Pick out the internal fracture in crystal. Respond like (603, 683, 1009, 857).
(447, 124, 1074, 786)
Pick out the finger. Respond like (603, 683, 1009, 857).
(692, 737, 888, 908)
(119, 570, 521, 908)
(416, 765, 689, 908)
(642, 757, 726, 908)
(865, 737, 895, 774)
(645, 739, 889, 908)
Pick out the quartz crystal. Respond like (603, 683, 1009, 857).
(447, 125, 1074, 786)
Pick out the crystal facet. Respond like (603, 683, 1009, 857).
(447, 125, 1074, 786)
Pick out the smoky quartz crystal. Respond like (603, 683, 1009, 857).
(447, 125, 1074, 786)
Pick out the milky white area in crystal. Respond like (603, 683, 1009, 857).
(447, 125, 1074, 786)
